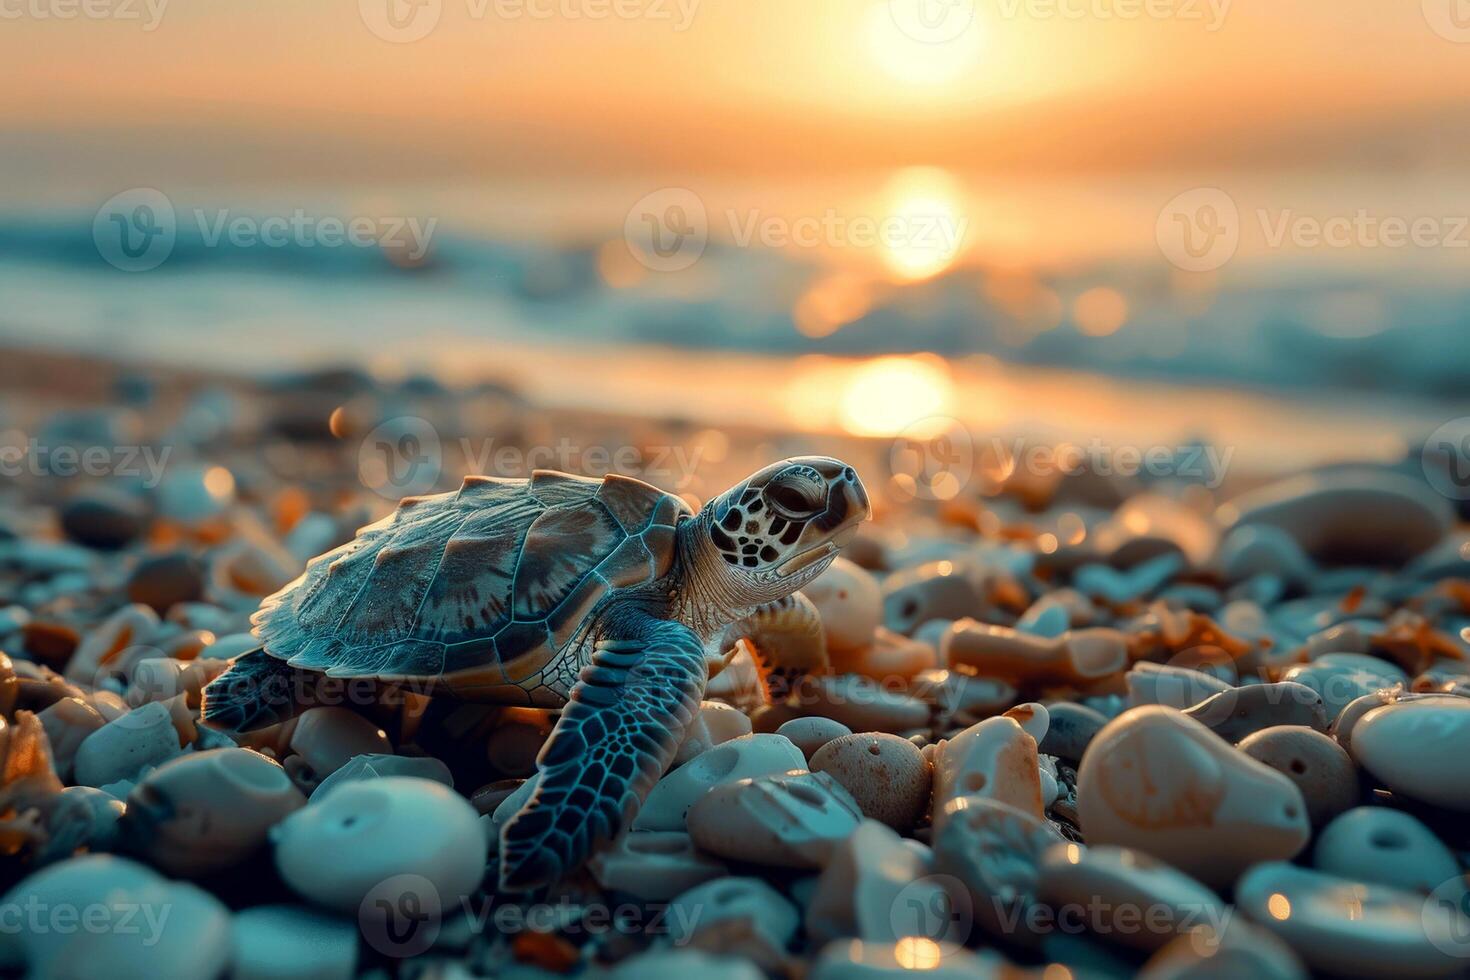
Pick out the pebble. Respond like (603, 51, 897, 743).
(1218, 469, 1452, 566)
(271, 776, 485, 913)
(1140, 918, 1309, 980)
(65, 603, 162, 685)
(0, 855, 232, 979)
(1125, 661, 1233, 711)
(930, 715, 1043, 824)
(126, 552, 206, 615)
(805, 557, 882, 652)
(1237, 725, 1359, 827)
(777, 716, 853, 762)
(805, 820, 944, 944)
(37, 696, 106, 781)
(797, 675, 931, 734)
(932, 796, 1062, 943)
(1016, 598, 1071, 638)
(1074, 553, 1185, 604)
(229, 905, 358, 980)
(809, 939, 1003, 979)
(910, 668, 1017, 725)
(667, 876, 800, 966)
(120, 748, 306, 876)
(1349, 697, 1470, 811)
(1313, 806, 1464, 896)
(943, 622, 1130, 685)
(1076, 706, 1310, 888)
(588, 831, 727, 901)
(1182, 681, 1328, 742)
(72, 700, 187, 788)
(59, 488, 149, 550)
(636, 733, 806, 831)
(155, 462, 235, 523)
(284, 707, 393, 793)
(311, 752, 454, 797)
(1039, 701, 1108, 763)
(686, 769, 863, 869)
(1237, 861, 1470, 977)
(810, 732, 931, 832)
(882, 561, 985, 635)
(1217, 524, 1316, 585)
(1037, 842, 1226, 951)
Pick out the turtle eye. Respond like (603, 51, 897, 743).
(764, 469, 823, 519)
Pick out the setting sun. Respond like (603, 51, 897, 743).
(865, 1, 986, 86)
(877, 166, 970, 281)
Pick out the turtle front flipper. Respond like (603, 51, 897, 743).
(716, 591, 829, 701)
(498, 615, 707, 892)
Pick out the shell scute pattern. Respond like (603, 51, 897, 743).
(252, 471, 684, 685)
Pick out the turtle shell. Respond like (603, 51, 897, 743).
(251, 470, 690, 704)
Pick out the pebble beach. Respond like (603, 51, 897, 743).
(1, 345, 1468, 979)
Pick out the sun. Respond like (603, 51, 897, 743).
(864, 1, 986, 86)
(877, 166, 969, 281)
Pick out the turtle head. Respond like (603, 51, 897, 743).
(700, 456, 871, 598)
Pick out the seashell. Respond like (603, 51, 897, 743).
(930, 715, 1043, 826)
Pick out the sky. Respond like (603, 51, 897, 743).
(4, 0, 1469, 196)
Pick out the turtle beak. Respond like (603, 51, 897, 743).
(774, 468, 869, 579)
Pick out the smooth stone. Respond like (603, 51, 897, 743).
(810, 939, 1003, 979)
(636, 733, 806, 831)
(930, 715, 1043, 825)
(60, 489, 149, 551)
(806, 557, 883, 652)
(1039, 702, 1109, 763)
(285, 707, 393, 794)
(73, 701, 187, 787)
(1216, 524, 1316, 585)
(686, 770, 863, 869)
(1003, 701, 1050, 744)
(1314, 807, 1464, 896)
(589, 831, 727, 901)
(943, 622, 1129, 684)
(1237, 725, 1359, 827)
(0, 855, 231, 980)
(1351, 698, 1470, 811)
(798, 675, 932, 734)
(121, 748, 305, 876)
(1140, 917, 1308, 980)
(1017, 599, 1070, 638)
(810, 732, 931, 833)
(700, 700, 754, 744)
(835, 627, 939, 681)
(932, 796, 1062, 943)
(806, 820, 948, 944)
(271, 776, 485, 913)
(1037, 843, 1226, 951)
(66, 603, 160, 685)
(310, 752, 453, 799)
(1237, 862, 1470, 978)
(667, 876, 800, 962)
(1222, 469, 1453, 565)
(127, 656, 230, 710)
(1126, 662, 1233, 711)
(777, 717, 853, 763)
(1183, 681, 1328, 742)
(230, 905, 358, 980)
(1096, 493, 1219, 568)
(155, 463, 234, 522)
(1077, 706, 1310, 888)
(1074, 553, 1185, 604)
(882, 561, 986, 635)
(126, 552, 206, 615)
(36, 696, 106, 781)
(909, 668, 1017, 726)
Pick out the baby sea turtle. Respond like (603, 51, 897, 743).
(202, 457, 869, 890)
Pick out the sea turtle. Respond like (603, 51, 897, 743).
(201, 456, 869, 890)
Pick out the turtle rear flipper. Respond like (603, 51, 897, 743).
(201, 649, 321, 733)
(498, 615, 707, 892)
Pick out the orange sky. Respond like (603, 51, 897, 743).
(4, 0, 1468, 188)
